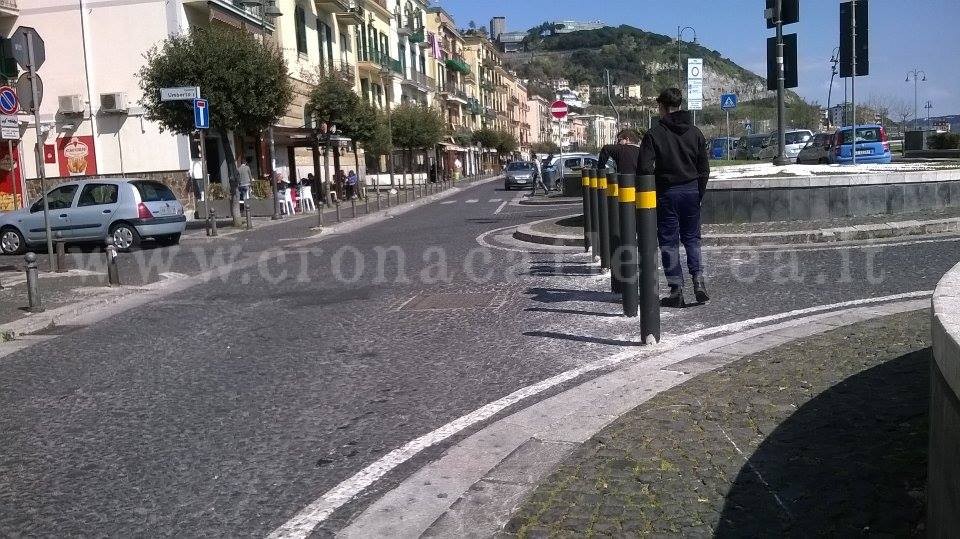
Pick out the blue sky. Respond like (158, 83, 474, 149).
(435, 0, 960, 118)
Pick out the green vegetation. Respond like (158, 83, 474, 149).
(929, 132, 960, 150)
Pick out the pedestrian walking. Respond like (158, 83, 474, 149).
(639, 88, 711, 307)
(346, 170, 359, 199)
(453, 157, 463, 180)
(237, 157, 254, 201)
(532, 157, 548, 196)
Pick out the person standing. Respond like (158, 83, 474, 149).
(639, 88, 710, 307)
(346, 170, 359, 199)
(598, 129, 642, 174)
(237, 157, 254, 201)
(531, 157, 548, 196)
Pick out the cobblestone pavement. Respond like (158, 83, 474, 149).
(504, 309, 930, 537)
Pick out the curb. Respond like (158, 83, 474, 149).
(276, 295, 931, 538)
(512, 213, 960, 247)
(517, 196, 581, 206)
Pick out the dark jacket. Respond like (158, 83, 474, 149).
(597, 143, 642, 175)
(639, 111, 710, 195)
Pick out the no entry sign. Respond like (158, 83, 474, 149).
(551, 100, 568, 120)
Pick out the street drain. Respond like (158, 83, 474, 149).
(402, 292, 498, 311)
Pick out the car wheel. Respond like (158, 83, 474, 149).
(156, 233, 181, 247)
(0, 226, 26, 255)
(109, 222, 141, 252)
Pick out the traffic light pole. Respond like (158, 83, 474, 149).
(851, 0, 858, 165)
(773, 0, 789, 166)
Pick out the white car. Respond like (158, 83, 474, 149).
(758, 129, 814, 162)
(0, 178, 186, 255)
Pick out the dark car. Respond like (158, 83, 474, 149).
(503, 161, 537, 190)
(735, 134, 770, 160)
(710, 137, 739, 159)
(796, 133, 837, 164)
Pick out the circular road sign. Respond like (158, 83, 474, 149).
(0, 86, 18, 115)
(551, 100, 568, 120)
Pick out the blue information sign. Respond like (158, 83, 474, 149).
(721, 93, 738, 111)
(193, 98, 209, 129)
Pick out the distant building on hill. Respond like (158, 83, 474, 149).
(553, 20, 606, 34)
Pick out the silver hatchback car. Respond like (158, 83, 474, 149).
(0, 178, 186, 255)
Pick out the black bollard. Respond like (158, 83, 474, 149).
(335, 201, 341, 222)
(208, 208, 218, 237)
(104, 237, 121, 287)
(581, 169, 592, 253)
(245, 200, 253, 230)
(636, 174, 661, 344)
(25, 252, 44, 313)
(580, 169, 592, 253)
(618, 174, 639, 317)
(54, 231, 67, 273)
(607, 171, 622, 294)
(589, 168, 601, 262)
(596, 169, 610, 271)
(351, 197, 357, 218)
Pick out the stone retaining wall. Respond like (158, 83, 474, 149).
(929, 260, 960, 536)
(703, 169, 960, 224)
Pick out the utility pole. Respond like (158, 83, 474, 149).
(851, 0, 857, 165)
(773, 0, 789, 166)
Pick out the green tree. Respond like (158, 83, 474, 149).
(307, 72, 362, 204)
(390, 104, 446, 185)
(531, 141, 560, 155)
(494, 130, 519, 156)
(472, 127, 499, 149)
(138, 25, 292, 225)
(345, 101, 389, 185)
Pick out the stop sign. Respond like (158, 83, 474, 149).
(550, 100, 568, 119)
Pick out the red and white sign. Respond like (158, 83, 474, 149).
(57, 136, 98, 177)
(551, 100, 568, 120)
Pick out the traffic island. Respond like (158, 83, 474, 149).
(513, 209, 960, 248)
(504, 309, 931, 536)
(928, 261, 960, 536)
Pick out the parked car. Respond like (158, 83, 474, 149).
(833, 124, 893, 164)
(796, 132, 838, 164)
(710, 137, 739, 159)
(758, 129, 814, 161)
(503, 161, 538, 190)
(0, 179, 186, 255)
(734, 134, 771, 160)
(542, 153, 601, 189)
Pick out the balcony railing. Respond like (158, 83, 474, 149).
(403, 70, 435, 90)
(319, 60, 355, 83)
(357, 50, 403, 75)
(445, 56, 471, 75)
(443, 80, 468, 101)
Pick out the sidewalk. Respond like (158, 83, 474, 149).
(502, 309, 930, 536)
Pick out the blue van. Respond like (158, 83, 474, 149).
(834, 125, 892, 164)
(710, 137, 738, 159)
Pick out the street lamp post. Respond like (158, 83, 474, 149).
(677, 26, 697, 89)
(379, 66, 396, 190)
(827, 47, 839, 127)
(905, 68, 927, 131)
(924, 100, 933, 130)
(241, 0, 283, 219)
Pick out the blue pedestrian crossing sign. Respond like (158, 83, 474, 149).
(193, 98, 210, 129)
(721, 93, 738, 111)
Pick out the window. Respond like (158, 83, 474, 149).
(294, 5, 308, 55)
(131, 181, 176, 202)
(317, 19, 326, 66)
(564, 158, 581, 169)
(34, 184, 78, 212)
(78, 184, 118, 206)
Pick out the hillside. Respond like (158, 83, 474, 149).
(506, 25, 801, 106)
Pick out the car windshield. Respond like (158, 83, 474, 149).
(839, 128, 882, 144)
(741, 136, 767, 148)
(785, 132, 811, 145)
(506, 162, 533, 171)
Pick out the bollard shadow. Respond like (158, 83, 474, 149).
(526, 264, 605, 277)
(525, 287, 622, 305)
(522, 330, 641, 347)
(524, 306, 622, 318)
(715, 348, 930, 537)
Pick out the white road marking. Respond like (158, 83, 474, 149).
(493, 201, 509, 215)
(267, 289, 933, 538)
(465, 199, 479, 204)
(440, 200, 456, 205)
(489, 198, 503, 203)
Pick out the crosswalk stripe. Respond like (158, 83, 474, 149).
(440, 200, 456, 205)
(465, 199, 479, 204)
(488, 198, 502, 203)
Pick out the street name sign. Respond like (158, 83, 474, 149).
(161, 86, 201, 102)
(9, 26, 45, 70)
(1, 115, 19, 140)
(0, 86, 18, 115)
(193, 98, 210, 129)
(551, 100, 568, 120)
(721, 93, 738, 111)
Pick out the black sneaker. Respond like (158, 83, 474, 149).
(692, 273, 710, 303)
(661, 285, 685, 308)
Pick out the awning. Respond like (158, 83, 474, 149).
(438, 142, 468, 152)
